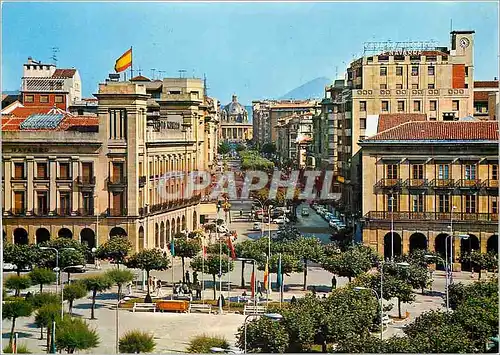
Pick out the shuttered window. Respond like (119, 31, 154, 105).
(14, 191, 25, 213)
(37, 162, 48, 179)
(14, 163, 25, 179)
(59, 163, 70, 179)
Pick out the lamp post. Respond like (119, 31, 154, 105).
(448, 205, 457, 283)
(424, 254, 448, 310)
(389, 195, 395, 261)
(60, 265, 84, 318)
(244, 313, 283, 353)
(236, 257, 257, 308)
(354, 286, 382, 340)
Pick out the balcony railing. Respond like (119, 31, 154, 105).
(33, 208, 49, 216)
(77, 176, 96, 186)
(430, 179, 455, 188)
(145, 195, 202, 215)
(77, 208, 95, 216)
(11, 176, 27, 182)
(456, 179, 481, 189)
(365, 211, 497, 222)
(56, 176, 73, 182)
(12, 208, 26, 216)
(56, 208, 71, 216)
(139, 176, 146, 187)
(405, 178, 428, 188)
(375, 178, 402, 188)
(108, 208, 128, 217)
(107, 177, 127, 190)
(482, 179, 498, 188)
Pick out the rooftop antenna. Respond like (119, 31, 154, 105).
(158, 70, 166, 79)
(137, 67, 143, 76)
(151, 68, 156, 80)
(204, 73, 208, 96)
(192, 69, 196, 78)
(178, 69, 186, 78)
(51, 47, 59, 65)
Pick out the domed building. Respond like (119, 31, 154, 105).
(220, 95, 253, 142)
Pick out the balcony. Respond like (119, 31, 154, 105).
(33, 208, 49, 216)
(365, 211, 497, 223)
(430, 179, 455, 189)
(456, 179, 481, 189)
(57, 208, 71, 216)
(11, 175, 27, 182)
(12, 208, 26, 216)
(34, 176, 50, 181)
(108, 208, 128, 217)
(107, 177, 127, 191)
(145, 195, 202, 215)
(482, 179, 498, 189)
(405, 178, 428, 189)
(139, 176, 147, 188)
(77, 208, 95, 216)
(77, 176, 96, 186)
(375, 178, 402, 189)
(56, 176, 73, 182)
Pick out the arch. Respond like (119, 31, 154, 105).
(171, 218, 176, 237)
(409, 233, 427, 253)
(182, 215, 186, 232)
(160, 221, 165, 249)
(176, 216, 181, 234)
(35, 228, 51, 244)
(13, 228, 28, 245)
(155, 223, 159, 248)
(109, 227, 127, 239)
(434, 233, 450, 270)
(383, 232, 402, 260)
(193, 211, 198, 230)
(58, 228, 73, 239)
(487, 234, 498, 254)
(138, 226, 145, 251)
(166, 220, 171, 243)
(80, 228, 96, 250)
(460, 233, 480, 271)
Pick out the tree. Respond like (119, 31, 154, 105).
(55, 316, 100, 353)
(460, 250, 498, 279)
(261, 143, 276, 155)
(190, 254, 234, 300)
(236, 317, 289, 353)
(119, 330, 156, 353)
(448, 278, 498, 310)
(37, 238, 88, 269)
(3, 243, 36, 275)
(63, 282, 87, 314)
(218, 141, 231, 155)
(29, 292, 60, 340)
(234, 239, 267, 288)
(2, 300, 33, 345)
(235, 143, 246, 152)
(292, 237, 324, 290)
(82, 275, 113, 319)
(59, 249, 86, 270)
(125, 249, 170, 300)
(96, 237, 132, 267)
(105, 269, 134, 303)
(5, 275, 32, 297)
(34, 303, 61, 350)
(28, 268, 57, 293)
(321, 244, 376, 282)
(258, 253, 303, 291)
(172, 235, 201, 283)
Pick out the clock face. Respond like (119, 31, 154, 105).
(460, 37, 470, 48)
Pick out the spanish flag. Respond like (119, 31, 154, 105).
(114, 47, 132, 73)
(263, 261, 269, 290)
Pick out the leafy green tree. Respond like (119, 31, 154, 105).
(63, 282, 87, 314)
(59, 249, 86, 270)
(321, 244, 377, 282)
(29, 292, 60, 340)
(191, 254, 234, 300)
(119, 330, 156, 353)
(82, 275, 113, 319)
(460, 250, 498, 279)
(56, 316, 100, 353)
(34, 303, 61, 350)
(125, 249, 170, 299)
(448, 278, 497, 310)
(235, 143, 246, 152)
(36, 238, 88, 269)
(5, 275, 32, 297)
(258, 253, 303, 290)
(234, 239, 267, 288)
(2, 299, 33, 345)
(3, 243, 36, 275)
(28, 268, 57, 293)
(105, 268, 134, 302)
(172, 235, 201, 282)
(96, 236, 132, 267)
(261, 143, 276, 155)
(292, 237, 324, 290)
(218, 142, 231, 155)
(236, 316, 289, 353)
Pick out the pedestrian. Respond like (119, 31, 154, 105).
(240, 209, 243, 217)
(290, 295, 297, 305)
(257, 280, 263, 297)
(148, 276, 153, 292)
(156, 279, 162, 297)
(312, 286, 317, 297)
(331, 276, 337, 291)
(193, 271, 198, 284)
(185, 270, 191, 285)
(127, 281, 132, 296)
(152, 276, 157, 292)
(182, 283, 189, 294)
(195, 282, 202, 299)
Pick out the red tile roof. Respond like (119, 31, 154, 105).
(474, 91, 491, 101)
(366, 121, 499, 141)
(2, 109, 98, 131)
(474, 81, 499, 88)
(9, 106, 53, 117)
(377, 113, 427, 133)
(52, 69, 77, 78)
(130, 75, 151, 82)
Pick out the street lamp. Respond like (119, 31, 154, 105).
(244, 313, 283, 353)
(236, 257, 257, 308)
(388, 195, 395, 261)
(424, 254, 449, 310)
(354, 286, 382, 340)
(60, 265, 84, 318)
(38, 247, 76, 293)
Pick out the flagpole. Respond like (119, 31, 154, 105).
(129, 46, 133, 80)
(227, 240, 231, 312)
(202, 237, 205, 304)
(278, 253, 282, 307)
(265, 255, 269, 309)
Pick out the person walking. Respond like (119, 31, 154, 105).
(257, 280, 263, 297)
(127, 281, 132, 296)
(152, 276, 157, 292)
(156, 279, 162, 297)
(193, 271, 198, 284)
(331, 276, 337, 291)
(185, 270, 191, 285)
(195, 282, 202, 299)
(148, 276, 153, 292)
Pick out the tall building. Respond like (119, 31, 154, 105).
(473, 80, 499, 120)
(275, 112, 314, 168)
(360, 120, 498, 267)
(220, 95, 252, 142)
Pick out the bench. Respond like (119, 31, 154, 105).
(133, 303, 157, 312)
(157, 300, 189, 313)
(244, 305, 266, 315)
(189, 303, 212, 314)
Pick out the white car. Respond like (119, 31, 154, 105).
(329, 220, 339, 229)
(3, 263, 17, 271)
(273, 216, 290, 224)
(252, 222, 262, 231)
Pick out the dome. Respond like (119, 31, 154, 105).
(222, 95, 248, 123)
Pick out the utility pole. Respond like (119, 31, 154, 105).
(151, 69, 156, 80)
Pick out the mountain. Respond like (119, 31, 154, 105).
(279, 77, 332, 100)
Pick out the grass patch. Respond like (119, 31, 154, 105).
(3, 343, 31, 353)
(187, 334, 229, 353)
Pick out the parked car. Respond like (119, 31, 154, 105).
(3, 263, 31, 272)
(329, 220, 339, 229)
(301, 207, 310, 216)
(252, 222, 262, 231)
(64, 265, 87, 273)
(336, 222, 347, 230)
(273, 216, 290, 224)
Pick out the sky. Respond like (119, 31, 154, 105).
(2, 1, 499, 105)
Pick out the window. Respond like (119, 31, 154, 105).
(430, 100, 437, 111)
(380, 84, 387, 89)
(465, 164, 476, 180)
(387, 194, 398, 212)
(380, 67, 387, 76)
(112, 162, 124, 183)
(387, 164, 398, 179)
(59, 162, 70, 179)
(60, 193, 71, 215)
(37, 162, 48, 179)
(427, 56, 437, 62)
(412, 164, 424, 179)
(55, 95, 64, 103)
(381, 101, 389, 112)
(37, 192, 48, 215)
(40, 95, 49, 103)
(428, 84, 435, 89)
(413, 100, 421, 112)
(438, 164, 450, 179)
(14, 163, 25, 179)
(428, 66, 435, 75)
(412, 84, 419, 89)
(359, 101, 366, 112)
(438, 194, 450, 213)
(465, 67, 469, 77)
(14, 191, 25, 214)
(412, 194, 424, 212)
(396, 66, 403, 76)
(492, 197, 498, 214)
(465, 195, 476, 213)
(411, 66, 419, 76)
(24, 95, 34, 103)
(397, 101, 405, 112)
(452, 100, 459, 111)
(360, 118, 366, 129)
(396, 84, 403, 89)
(492, 165, 498, 180)
(82, 192, 93, 215)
